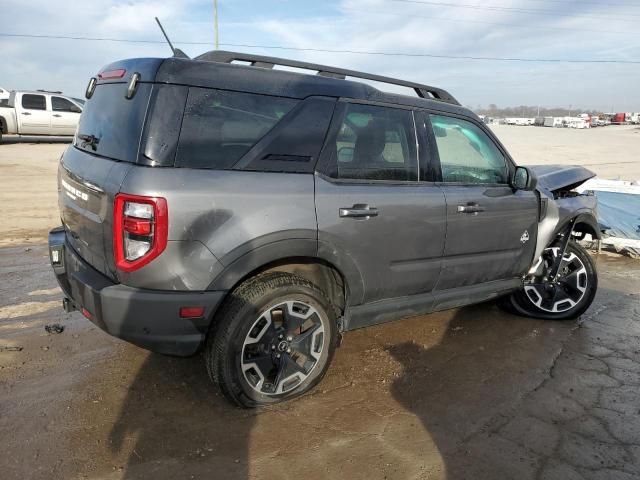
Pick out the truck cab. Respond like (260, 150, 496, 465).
(0, 90, 83, 140)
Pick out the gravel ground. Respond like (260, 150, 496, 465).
(1, 127, 639, 480)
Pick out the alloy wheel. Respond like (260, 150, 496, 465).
(524, 247, 588, 313)
(241, 300, 326, 396)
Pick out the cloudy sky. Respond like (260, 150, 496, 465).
(1, 0, 640, 110)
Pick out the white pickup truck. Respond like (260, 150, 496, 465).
(0, 90, 84, 143)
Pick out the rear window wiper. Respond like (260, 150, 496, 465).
(77, 133, 100, 151)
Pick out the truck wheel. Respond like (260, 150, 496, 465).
(505, 241, 597, 320)
(205, 272, 338, 407)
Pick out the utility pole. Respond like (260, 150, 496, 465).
(214, 0, 219, 49)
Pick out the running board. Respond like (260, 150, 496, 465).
(343, 278, 521, 331)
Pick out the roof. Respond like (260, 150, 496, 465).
(96, 52, 474, 118)
(153, 52, 472, 117)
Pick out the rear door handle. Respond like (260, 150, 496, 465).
(21, 112, 31, 116)
(339, 204, 379, 219)
(53, 114, 62, 117)
(457, 203, 485, 214)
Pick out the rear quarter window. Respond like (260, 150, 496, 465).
(175, 88, 298, 169)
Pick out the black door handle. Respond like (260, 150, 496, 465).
(21, 112, 31, 116)
(339, 204, 379, 219)
(457, 203, 485, 214)
(53, 114, 62, 117)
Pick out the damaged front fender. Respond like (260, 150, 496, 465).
(527, 165, 599, 269)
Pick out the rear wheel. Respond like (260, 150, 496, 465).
(505, 241, 597, 320)
(206, 272, 338, 407)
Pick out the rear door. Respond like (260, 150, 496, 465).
(17, 93, 51, 134)
(51, 96, 82, 135)
(315, 101, 446, 305)
(423, 113, 538, 290)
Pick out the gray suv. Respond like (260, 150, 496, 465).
(49, 51, 599, 407)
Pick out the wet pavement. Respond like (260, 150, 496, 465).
(1, 244, 639, 480)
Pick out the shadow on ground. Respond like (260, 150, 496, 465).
(59, 276, 639, 479)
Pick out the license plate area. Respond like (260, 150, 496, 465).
(50, 244, 66, 274)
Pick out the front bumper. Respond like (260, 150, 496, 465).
(48, 227, 225, 356)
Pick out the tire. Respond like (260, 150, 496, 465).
(505, 241, 597, 320)
(205, 272, 338, 407)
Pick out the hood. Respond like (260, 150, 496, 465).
(527, 164, 596, 192)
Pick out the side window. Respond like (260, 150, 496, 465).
(430, 115, 509, 184)
(176, 88, 298, 169)
(52, 97, 82, 113)
(333, 103, 417, 181)
(21, 94, 46, 111)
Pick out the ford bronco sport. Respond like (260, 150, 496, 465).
(49, 51, 599, 407)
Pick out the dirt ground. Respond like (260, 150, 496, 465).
(1, 127, 639, 480)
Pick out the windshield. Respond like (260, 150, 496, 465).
(74, 83, 151, 162)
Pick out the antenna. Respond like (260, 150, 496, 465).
(155, 17, 190, 59)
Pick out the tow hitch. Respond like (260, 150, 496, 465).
(62, 297, 77, 313)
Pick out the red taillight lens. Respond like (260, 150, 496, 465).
(98, 68, 126, 79)
(124, 217, 152, 236)
(114, 193, 168, 272)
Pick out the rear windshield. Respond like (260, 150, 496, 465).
(74, 83, 151, 162)
(175, 88, 298, 169)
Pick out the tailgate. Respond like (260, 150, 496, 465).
(59, 147, 133, 280)
(59, 71, 156, 280)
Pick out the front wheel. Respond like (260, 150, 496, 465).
(504, 241, 598, 320)
(205, 272, 338, 407)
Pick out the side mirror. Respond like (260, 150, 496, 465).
(337, 146, 354, 163)
(513, 166, 538, 191)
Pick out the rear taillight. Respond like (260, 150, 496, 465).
(113, 193, 168, 272)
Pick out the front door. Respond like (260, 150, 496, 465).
(19, 93, 51, 135)
(315, 101, 446, 305)
(51, 96, 82, 135)
(425, 113, 539, 291)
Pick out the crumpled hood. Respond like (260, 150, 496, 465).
(527, 164, 596, 192)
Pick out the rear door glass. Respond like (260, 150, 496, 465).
(74, 83, 151, 162)
(332, 103, 418, 181)
(22, 94, 46, 110)
(176, 88, 298, 169)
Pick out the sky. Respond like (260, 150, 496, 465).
(1, 0, 640, 111)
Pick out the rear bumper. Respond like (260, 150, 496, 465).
(48, 227, 225, 356)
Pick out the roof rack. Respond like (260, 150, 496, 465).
(36, 89, 63, 94)
(195, 50, 460, 106)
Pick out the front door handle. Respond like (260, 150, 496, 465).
(339, 204, 379, 219)
(457, 203, 485, 214)
(21, 112, 31, 116)
(52, 114, 62, 117)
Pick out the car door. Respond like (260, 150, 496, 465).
(18, 93, 51, 134)
(424, 112, 539, 291)
(51, 96, 82, 135)
(315, 101, 446, 305)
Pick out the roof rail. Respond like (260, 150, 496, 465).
(36, 89, 63, 94)
(194, 50, 460, 106)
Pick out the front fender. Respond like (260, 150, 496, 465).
(531, 191, 598, 268)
